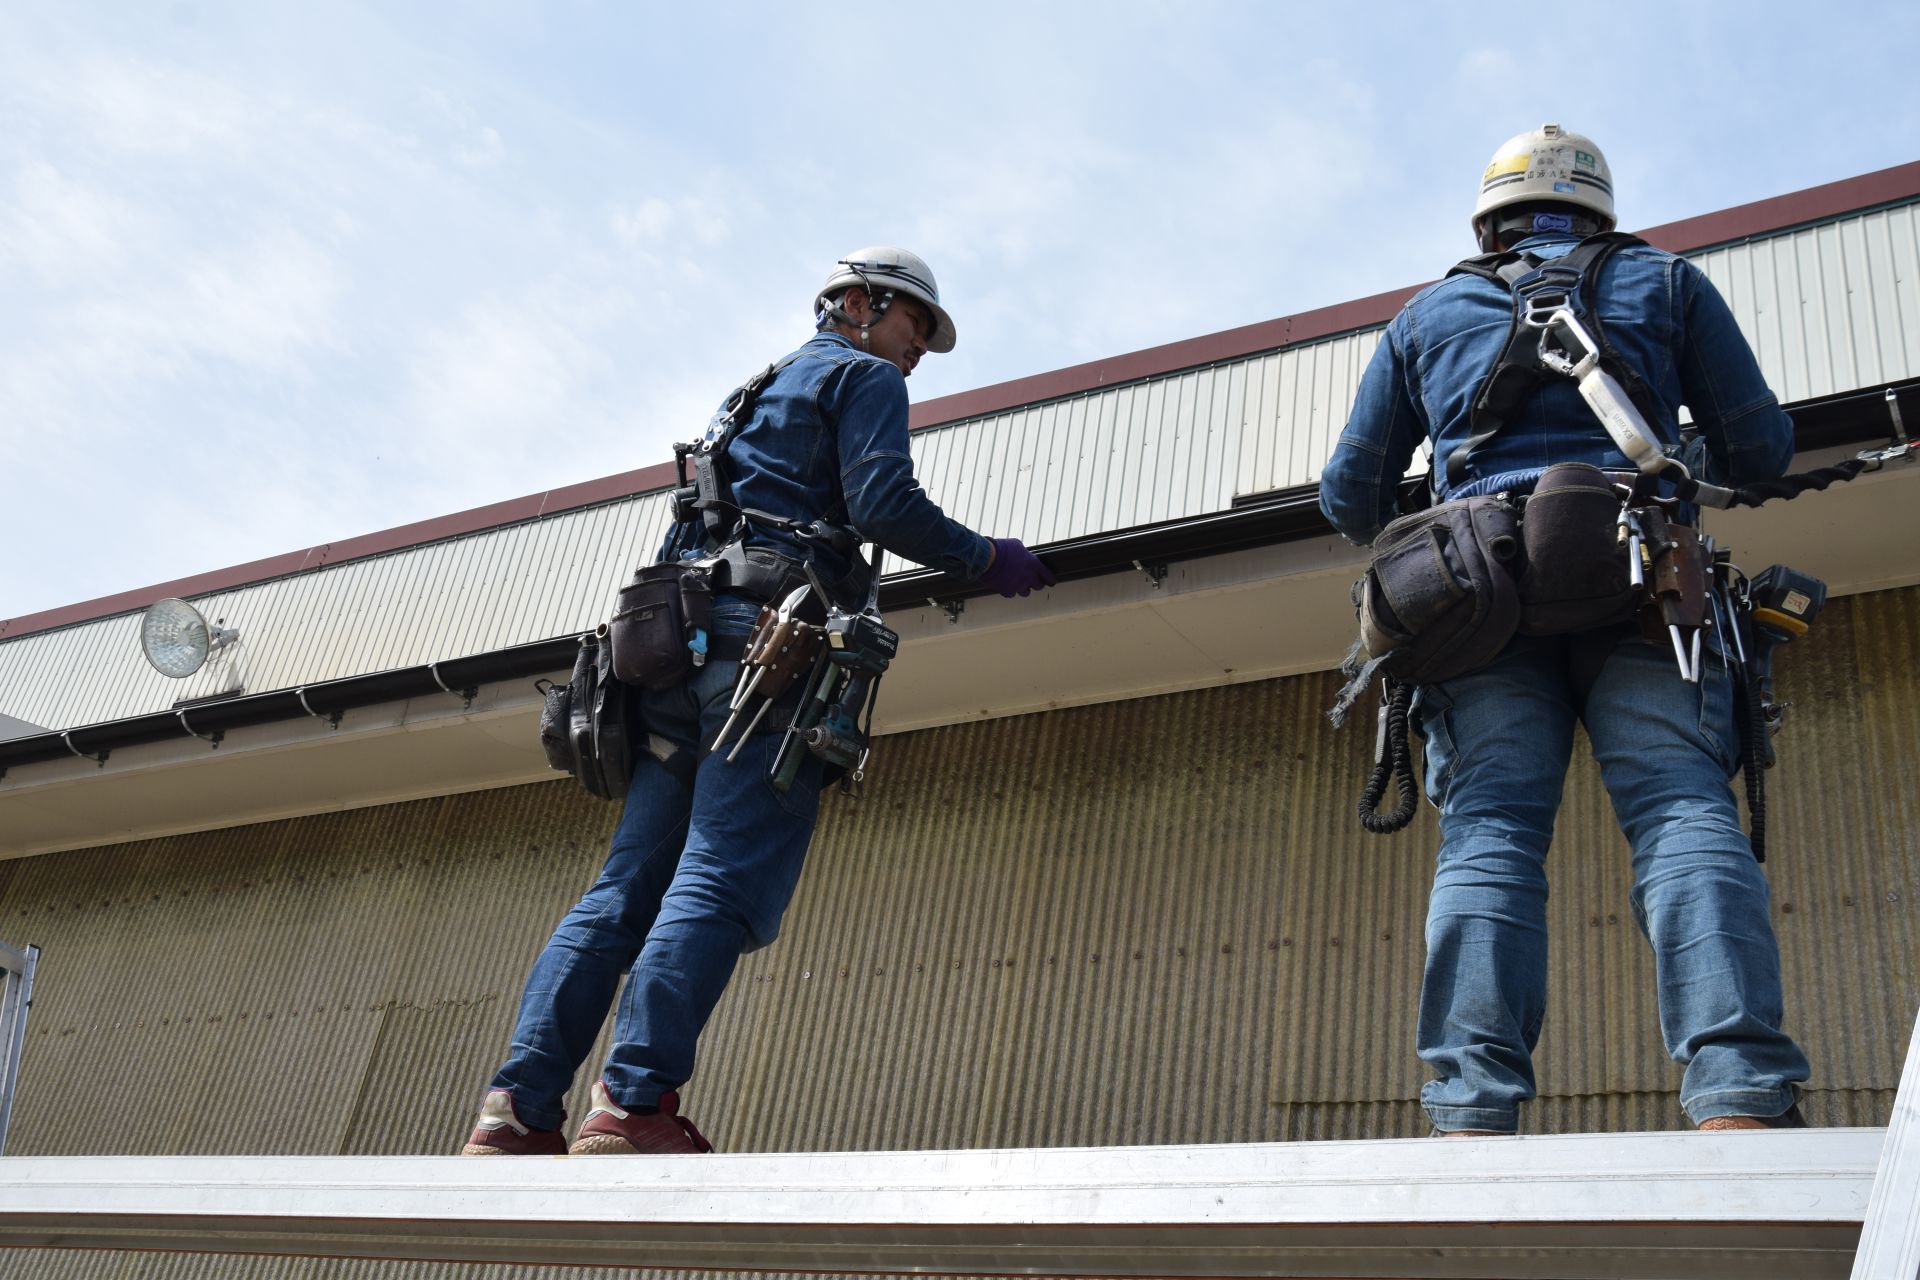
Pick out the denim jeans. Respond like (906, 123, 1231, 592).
(1413, 629, 1809, 1132)
(491, 598, 824, 1128)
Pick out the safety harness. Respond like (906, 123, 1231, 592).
(663, 356, 871, 609)
(1445, 232, 1662, 491)
(1345, 232, 1918, 850)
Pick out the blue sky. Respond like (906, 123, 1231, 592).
(4, 1, 1916, 620)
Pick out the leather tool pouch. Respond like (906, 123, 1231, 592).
(538, 627, 634, 800)
(609, 562, 714, 691)
(1636, 513, 1711, 645)
(1354, 494, 1524, 686)
(1517, 462, 1638, 636)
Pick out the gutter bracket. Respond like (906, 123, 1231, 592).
(60, 732, 108, 768)
(297, 688, 343, 730)
(428, 664, 478, 711)
(941, 599, 965, 625)
(1133, 560, 1169, 590)
(176, 710, 223, 750)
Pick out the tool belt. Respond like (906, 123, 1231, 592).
(717, 542, 873, 612)
(1350, 462, 1696, 690)
(607, 543, 872, 692)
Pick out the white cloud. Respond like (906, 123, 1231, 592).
(0, 160, 139, 285)
(30, 54, 261, 159)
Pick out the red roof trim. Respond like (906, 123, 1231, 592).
(1, 462, 680, 640)
(909, 160, 1920, 429)
(7, 160, 1916, 642)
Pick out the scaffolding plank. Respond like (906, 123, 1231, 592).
(0, 940, 36, 1157)
(1851, 1006, 1920, 1279)
(0, 1129, 1881, 1277)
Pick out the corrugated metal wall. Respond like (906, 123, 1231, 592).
(6, 584, 1916, 1280)
(6, 199, 1917, 740)
(1694, 200, 1920, 405)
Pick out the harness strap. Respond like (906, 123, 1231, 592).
(669, 352, 863, 572)
(1445, 232, 1660, 489)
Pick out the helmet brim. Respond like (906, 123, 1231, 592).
(926, 302, 957, 354)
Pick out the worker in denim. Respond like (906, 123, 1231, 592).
(1319, 126, 1811, 1135)
(465, 247, 1054, 1156)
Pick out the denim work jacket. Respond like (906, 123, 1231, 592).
(668, 331, 992, 583)
(1319, 234, 1796, 545)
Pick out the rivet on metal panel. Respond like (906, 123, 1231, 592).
(1281, 937, 1292, 946)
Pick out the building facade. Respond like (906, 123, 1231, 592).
(2, 163, 1917, 1279)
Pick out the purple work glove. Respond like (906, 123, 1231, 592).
(978, 537, 1056, 598)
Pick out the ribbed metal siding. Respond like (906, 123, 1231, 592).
(0, 491, 677, 737)
(6, 202, 1919, 742)
(1694, 202, 1920, 405)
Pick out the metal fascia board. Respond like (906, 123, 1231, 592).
(0, 1130, 1880, 1275)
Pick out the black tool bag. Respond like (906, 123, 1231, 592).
(1516, 462, 1638, 635)
(608, 562, 714, 691)
(537, 627, 634, 801)
(1353, 494, 1524, 687)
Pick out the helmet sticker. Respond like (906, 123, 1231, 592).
(1553, 181, 1576, 194)
(1575, 149, 1597, 171)
(1485, 154, 1532, 181)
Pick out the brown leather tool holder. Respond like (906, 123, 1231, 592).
(738, 604, 825, 702)
(1635, 509, 1711, 648)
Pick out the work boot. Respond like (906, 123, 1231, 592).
(569, 1082, 713, 1155)
(460, 1089, 567, 1156)
(1699, 1104, 1809, 1131)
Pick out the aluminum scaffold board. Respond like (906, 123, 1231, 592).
(0, 1128, 1883, 1278)
(1850, 1004, 1920, 1280)
(0, 939, 37, 1158)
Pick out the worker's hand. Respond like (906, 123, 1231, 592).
(978, 537, 1056, 598)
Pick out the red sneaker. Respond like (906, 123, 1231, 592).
(568, 1082, 713, 1155)
(460, 1089, 567, 1156)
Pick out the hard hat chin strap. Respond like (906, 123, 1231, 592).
(817, 281, 898, 350)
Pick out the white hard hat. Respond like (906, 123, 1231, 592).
(816, 246, 957, 353)
(1472, 123, 1616, 236)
